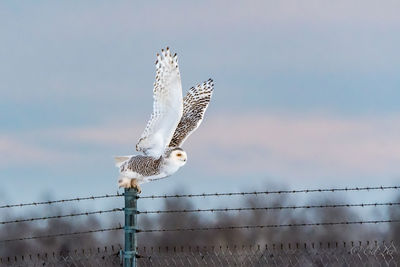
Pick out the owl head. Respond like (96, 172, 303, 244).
(165, 147, 187, 167)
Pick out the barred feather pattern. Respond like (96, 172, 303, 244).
(169, 79, 214, 148)
(121, 156, 163, 177)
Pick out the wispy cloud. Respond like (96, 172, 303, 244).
(5, 113, 399, 179)
(194, 113, 400, 177)
(0, 135, 69, 167)
(8, 1, 398, 35)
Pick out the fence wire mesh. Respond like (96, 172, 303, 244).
(1, 242, 398, 267)
(0, 245, 122, 267)
(137, 242, 400, 266)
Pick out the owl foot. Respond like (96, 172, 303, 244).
(130, 178, 142, 194)
(118, 177, 132, 188)
(118, 178, 141, 193)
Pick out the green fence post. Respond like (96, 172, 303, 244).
(124, 188, 138, 267)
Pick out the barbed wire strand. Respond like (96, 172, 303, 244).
(0, 208, 123, 225)
(1, 186, 399, 209)
(138, 219, 400, 233)
(3, 201, 399, 226)
(139, 185, 400, 199)
(0, 193, 123, 209)
(1, 219, 399, 243)
(0, 226, 123, 243)
(138, 202, 400, 215)
(2, 201, 399, 226)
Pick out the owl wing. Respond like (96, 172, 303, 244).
(169, 79, 214, 148)
(136, 48, 183, 158)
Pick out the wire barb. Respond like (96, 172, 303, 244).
(139, 186, 400, 199)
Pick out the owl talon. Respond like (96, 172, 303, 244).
(130, 179, 142, 194)
(118, 178, 131, 188)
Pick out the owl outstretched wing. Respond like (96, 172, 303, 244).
(169, 79, 214, 148)
(136, 47, 183, 158)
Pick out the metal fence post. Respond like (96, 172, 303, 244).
(124, 188, 138, 267)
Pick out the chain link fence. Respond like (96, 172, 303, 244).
(1, 242, 398, 266)
(0, 245, 122, 267)
(137, 242, 399, 266)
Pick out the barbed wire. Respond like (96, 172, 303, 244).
(0, 208, 123, 225)
(2, 201, 398, 226)
(138, 219, 400, 233)
(138, 201, 400, 215)
(2, 219, 399, 243)
(1, 242, 398, 266)
(2, 201, 399, 226)
(0, 226, 123, 243)
(0, 193, 123, 209)
(1, 185, 399, 209)
(1, 244, 123, 261)
(139, 185, 400, 199)
(133, 240, 394, 251)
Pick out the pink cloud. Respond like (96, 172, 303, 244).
(189, 113, 400, 177)
(4, 113, 400, 179)
(58, 124, 142, 147)
(47, 113, 400, 178)
(0, 135, 69, 167)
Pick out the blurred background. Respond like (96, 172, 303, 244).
(1, 0, 400, 256)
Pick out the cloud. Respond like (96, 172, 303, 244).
(56, 124, 142, 147)
(0, 135, 69, 167)
(13, 1, 398, 35)
(7, 112, 398, 178)
(2, 0, 400, 119)
(193, 113, 400, 177)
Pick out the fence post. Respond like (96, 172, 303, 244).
(124, 188, 138, 267)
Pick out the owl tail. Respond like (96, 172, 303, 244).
(114, 156, 131, 168)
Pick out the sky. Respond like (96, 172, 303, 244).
(1, 0, 400, 210)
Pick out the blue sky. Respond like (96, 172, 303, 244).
(1, 1, 400, 210)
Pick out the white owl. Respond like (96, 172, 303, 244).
(115, 47, 214, 193)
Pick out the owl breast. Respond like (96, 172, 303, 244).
(160, 162, 181, 176)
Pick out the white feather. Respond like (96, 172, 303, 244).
(136, 47, 183, 158)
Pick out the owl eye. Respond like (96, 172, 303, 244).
(176, 153, 182, 157)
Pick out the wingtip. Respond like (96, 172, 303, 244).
(207, 78, 214, 88)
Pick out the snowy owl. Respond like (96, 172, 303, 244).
(115, 47, 214, 193)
